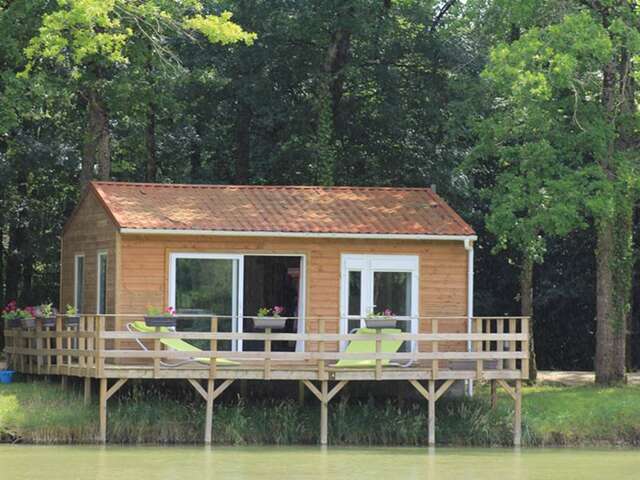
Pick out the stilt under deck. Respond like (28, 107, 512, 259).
(3, 315, 529, 446)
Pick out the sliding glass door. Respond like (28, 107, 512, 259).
(169, 253, 243, 351)
(340, 254, 419, 351)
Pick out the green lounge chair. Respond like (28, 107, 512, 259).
(128, 321, 238, 366)
(334, 328, 406, 368)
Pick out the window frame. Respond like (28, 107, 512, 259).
(96, 251, 108, 315)
(74, 254, 85, 314)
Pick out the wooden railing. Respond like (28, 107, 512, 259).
(3, 315, 530, 381)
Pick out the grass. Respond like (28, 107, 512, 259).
(510, 383, 640, 446)
(1, 378, 640, 446)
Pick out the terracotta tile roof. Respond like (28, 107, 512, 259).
(89, 181, 475, 236)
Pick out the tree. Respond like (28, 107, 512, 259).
(479, 5, 640, 384)
(21, 0, 255, 187)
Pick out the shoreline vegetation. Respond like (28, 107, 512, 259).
(1, 380, 639, 447)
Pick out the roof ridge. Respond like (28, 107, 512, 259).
(90, 181, 433, 192)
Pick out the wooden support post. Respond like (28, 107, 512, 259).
(264, 327, 272, 380)
(99, 378, 107, 444)
(428, 380, 436, 446)
(240, 380, 248, 398)
(514, 380, 522, 447)
(298, 381, 305, 405)
(318, 319, 326, 380)
(205, 379, 214, 445)
(490, 380, 497, 409)
(84, 377, 92, 406)
(61, 375, 67, 390)
(320, 380, 328, 445)
(432, 319, 439, 379)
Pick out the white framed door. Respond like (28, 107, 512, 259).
(169, 253, 244, 351)
(340, 254, 419, 350)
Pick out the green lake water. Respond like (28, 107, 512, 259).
(0, 445, 638, 480)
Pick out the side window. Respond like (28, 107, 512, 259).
(74, 255, 85, 314)
(97, 252, 108, 314)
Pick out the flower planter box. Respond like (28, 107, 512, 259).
(365, 318, 397, 329)
(253, 317, 287, 330)
(7, 319, 21, 329)
(64, 316, 80, 328)
(41, 316, 57, 328)
(21, 317, 36, 329)
(144, 316, 177, 328)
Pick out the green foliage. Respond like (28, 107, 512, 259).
(185, 11, 256, 45)
(3, 380, 640, 446)
(21, 0, 256, 78)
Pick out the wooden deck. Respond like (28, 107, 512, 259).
(3, 315, 529, 446)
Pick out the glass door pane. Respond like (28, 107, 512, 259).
(174, 257, 239, 351)
(373, 271, 411, 318)
(373, 271, 412, 351)
(347, 270, 363, 333)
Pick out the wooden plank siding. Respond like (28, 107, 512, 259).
(117, 234, 470, 354)
(60, 191, 118, 315)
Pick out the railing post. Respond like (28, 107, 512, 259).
(56, 316, 63, 373)
(318, 318, 326, 380)
(87, 316, 95, 374)
(264, 327, 272, 380)
(79, 315, 86, 373)
(65, 318, 72, 375)
(96, 316, 105, 377)
(375, 329, 382, 380)
(497, 318, 504, 370)
(521, 317, 530, 380)
(209, 317, 218, 379)
(432, 318, 439, 380)
(35, 319, 43, 374)
(475, 318, 483, 380)
(153, 325, 161, 378)
(509, 318, 517, 370)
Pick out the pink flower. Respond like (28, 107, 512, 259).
(272, 306, 285, 315)
(164, 306, 176, 316)
(383, 308, 394, 317)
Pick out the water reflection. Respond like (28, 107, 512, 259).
(1, 445, 639, 480)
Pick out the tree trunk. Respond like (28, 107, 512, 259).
(5, 173, 27, 305)
(145, 101, 158, 182)
(314, 22, 352, 186)
(145, 46, 158, 183)
(520, 256, 537, 381)
(595, 216, 627, 384)
(191, 123, 202, 182)
(81, 87, 110, 188)
(233, 103, 252, 183)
